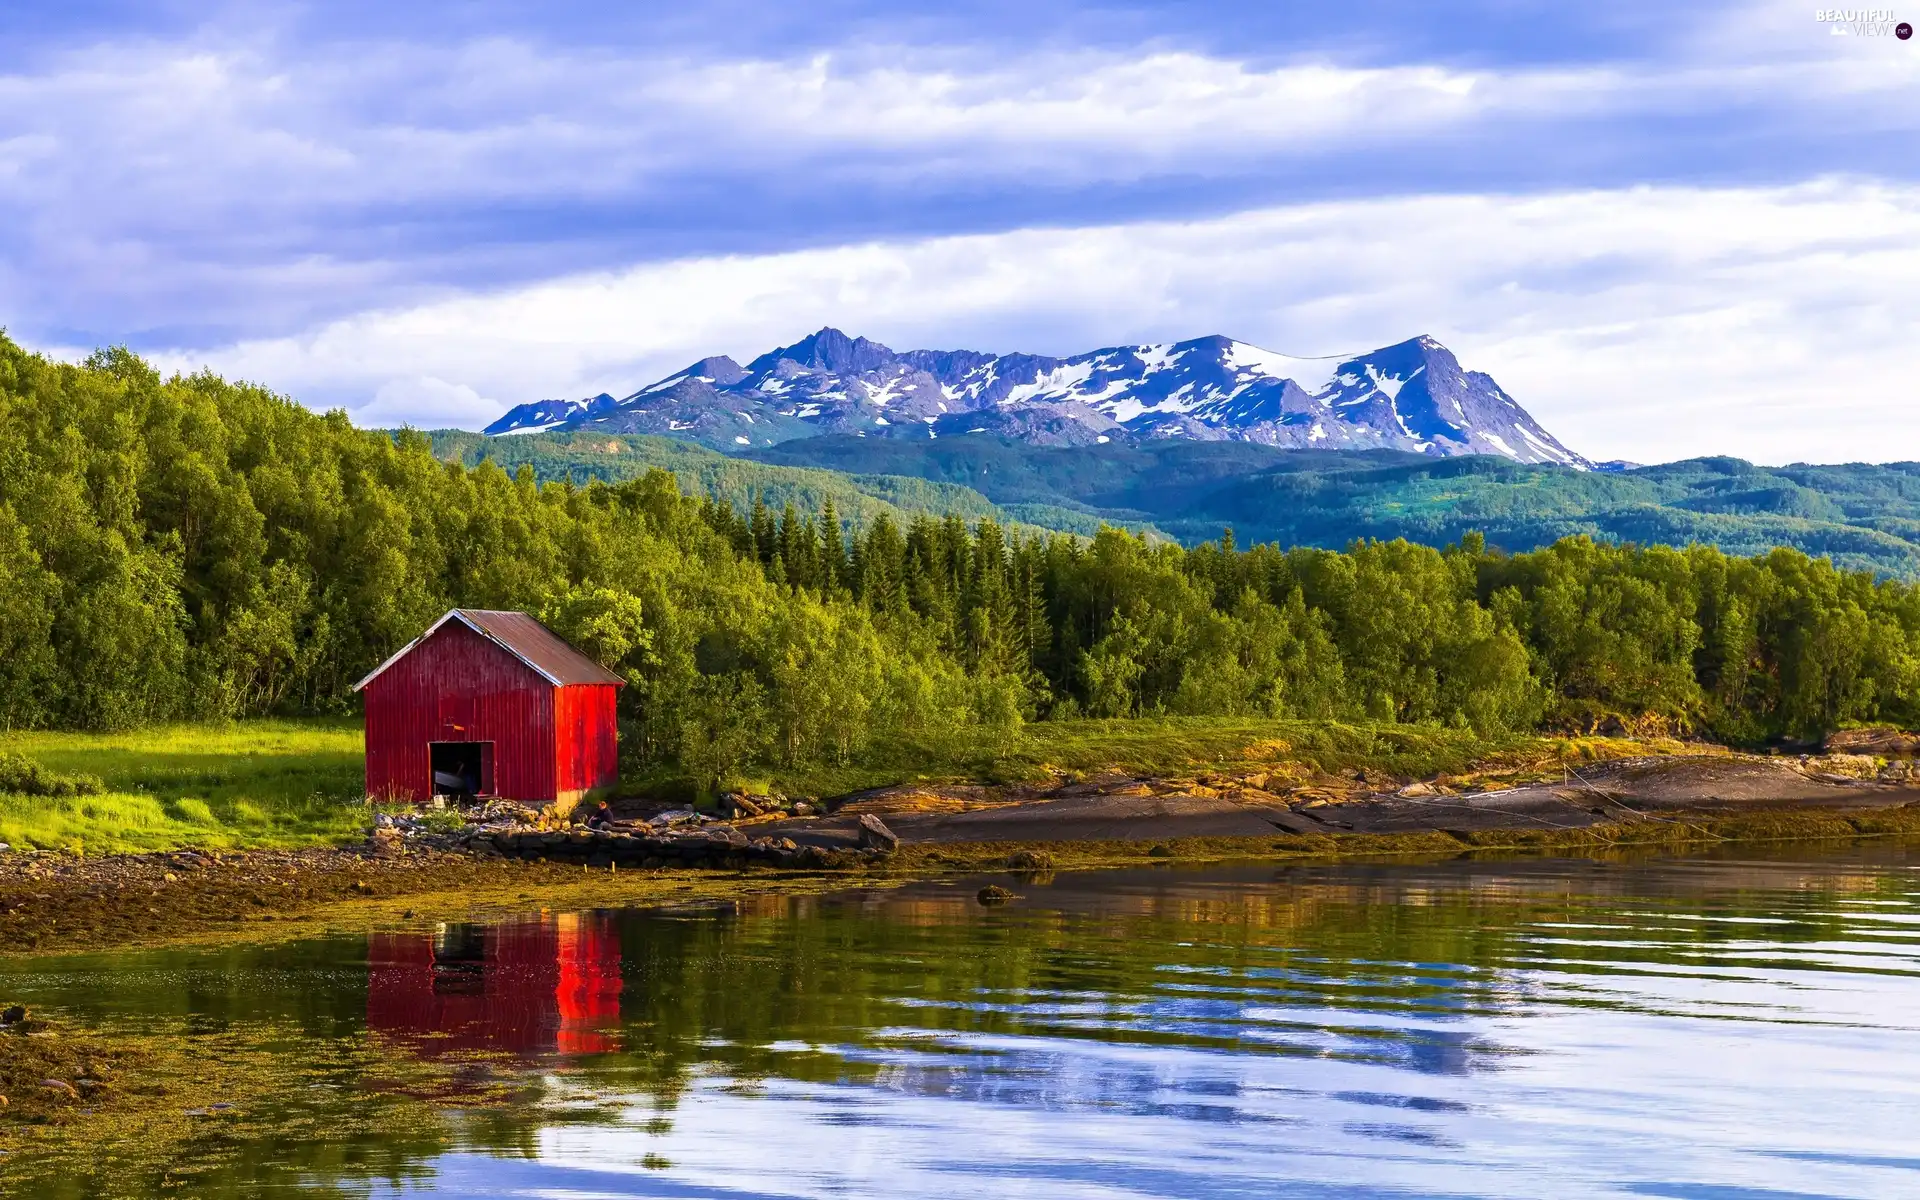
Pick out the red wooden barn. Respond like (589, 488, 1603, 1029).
(353, 609, 623, 809)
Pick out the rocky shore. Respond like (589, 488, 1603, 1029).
(5, 744, 1920, 959)
(755, 749, 1920, 850)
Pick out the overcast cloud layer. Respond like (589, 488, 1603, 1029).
(4, 0, 1918, 464)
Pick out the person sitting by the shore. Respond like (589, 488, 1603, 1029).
(585, 799, 616, 830)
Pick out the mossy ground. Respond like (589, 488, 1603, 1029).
(0, 1010, 586, 1196)
(7, 803, 1920, 962)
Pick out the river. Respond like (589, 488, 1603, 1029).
(5, 846, 1920, 1197)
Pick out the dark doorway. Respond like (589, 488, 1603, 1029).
(431, 924, 487, 996)
(430, 741, 493, 798)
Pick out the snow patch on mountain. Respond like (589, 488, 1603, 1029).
(484, 329, 1587, 467)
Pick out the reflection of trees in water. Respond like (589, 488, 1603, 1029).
(11, 853, 1917, 1196)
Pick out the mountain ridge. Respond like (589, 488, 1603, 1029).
(485, 328, 1588, 467)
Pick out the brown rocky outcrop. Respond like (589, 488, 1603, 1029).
(1824, 728, 1920, 757)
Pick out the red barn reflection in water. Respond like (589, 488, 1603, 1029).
(367, 912, 623, 1056)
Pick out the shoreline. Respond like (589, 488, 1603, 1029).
(5, 797, 1919, 1150)
(3, 797, 1920, 962)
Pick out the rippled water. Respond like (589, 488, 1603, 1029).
(6, 847, 1920, 1198)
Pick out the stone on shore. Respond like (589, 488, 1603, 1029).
(856, 815, 899, 853)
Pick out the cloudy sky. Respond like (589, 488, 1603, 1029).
(1, 0, 1915, 463)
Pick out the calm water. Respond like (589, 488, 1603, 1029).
(6, 848, 1920, 1198)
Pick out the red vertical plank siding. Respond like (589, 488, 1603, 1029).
(551, 684, 619, 802)
(362, 622, 557, 804)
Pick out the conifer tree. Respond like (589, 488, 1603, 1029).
(818, 496, 845, 592)
(749, 494, 776, 567)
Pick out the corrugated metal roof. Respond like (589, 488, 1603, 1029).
(352, 609, 627, 692)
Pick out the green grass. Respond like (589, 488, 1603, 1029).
(637, 716, 1596, 802)
(0, 719, 365, 854)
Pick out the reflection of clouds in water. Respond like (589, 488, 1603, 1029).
(15, 851, 1920, 1198)
(500, 1071, 1485, 1200)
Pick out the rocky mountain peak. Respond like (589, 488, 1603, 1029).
(484, 331, 1587, 468)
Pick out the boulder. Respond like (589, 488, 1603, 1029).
(1825, 728, 1920, 757)
(856, 814, 900, 853)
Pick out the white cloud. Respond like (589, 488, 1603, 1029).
(149, 178, 1920, 466)
(2, 20, 1908, 214)
(5, 13, 1919, 347)
(0, 46, 1515, 198)
(358, 375, 497, 428)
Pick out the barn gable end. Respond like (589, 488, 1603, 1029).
(357, 609, 622, 808)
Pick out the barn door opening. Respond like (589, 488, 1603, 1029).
(430, 741, 493, 798)
(431, 924, 486, 996)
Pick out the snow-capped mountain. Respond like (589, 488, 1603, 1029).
(484, 328, 1587, 467)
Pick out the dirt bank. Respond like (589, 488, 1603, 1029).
(0, 844, 874, 958)
(764, 753, 1920, 848)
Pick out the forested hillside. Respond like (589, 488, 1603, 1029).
(3, 338, 1919, 781)
(428, 429, 1143, 540)
(746, 436, 1920, 577)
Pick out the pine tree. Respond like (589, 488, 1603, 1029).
(749, 494, 776, 567)
(778, 502, 806, 589)
(818, 496, 845, 592)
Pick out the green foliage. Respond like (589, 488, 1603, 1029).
(0, 750, 104, 797)
(7, 334, 1920, 810)
(676, 673, 772, 794)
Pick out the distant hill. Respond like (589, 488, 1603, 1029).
(744, 437, 1920, 577)
(481, 327, 1586, 466)
(433, 429, 1920, 577)
(425, 430, 1163, 540)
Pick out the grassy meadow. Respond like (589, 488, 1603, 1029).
(0, 719, 365, 854)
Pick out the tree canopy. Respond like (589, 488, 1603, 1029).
(4, 337, 1918, 776)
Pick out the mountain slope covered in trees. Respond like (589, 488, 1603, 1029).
(745, 436, 1920, 577)
(436, 428, 1920, 578)
(2, 336, 1917, 771)
(426, 429, 1156, 540)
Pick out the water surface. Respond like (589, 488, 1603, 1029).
(6, 847, 1920, 1198)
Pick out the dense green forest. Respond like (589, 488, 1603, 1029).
(3, 337, 1918, 782)
(744, 435, 1920, 577)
